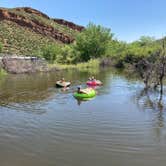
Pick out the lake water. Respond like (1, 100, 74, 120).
(0, 68, 166, 166)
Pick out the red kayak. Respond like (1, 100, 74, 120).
(86, 80, 102, 86)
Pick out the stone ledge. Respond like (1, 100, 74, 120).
(0, 54, 50, 74)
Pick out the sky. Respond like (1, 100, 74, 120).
(0, 0, 166, 42)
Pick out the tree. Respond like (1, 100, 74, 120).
(56, 45, 79, 64)
(138, 36, 155, 46)
(135, 38, 166, 104)
(41, 44, 61, 63)
(154, 41, 166, 98)
(75, 23, 113, 62)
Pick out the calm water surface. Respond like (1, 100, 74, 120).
(0, 68, 166, 166)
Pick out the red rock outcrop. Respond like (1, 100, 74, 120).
(53, 19, 84, 32)
(16, 7, 50, 19)
(0, 8, 74, 43)
(14, 7, 84, 32)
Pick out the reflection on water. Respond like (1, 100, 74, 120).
(75, 97, 96, 106)
(134, 87, 166, 110)
(134, 87, 166, 128)
(1, 68, 166, 166)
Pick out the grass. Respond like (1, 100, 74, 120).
(48, 59, 100, 74)
(49, 59, 99, 69)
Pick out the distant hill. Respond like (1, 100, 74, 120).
(0, 7, 84, 55)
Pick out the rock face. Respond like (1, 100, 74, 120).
(0, 8, 83, 43)
(16, 7, 50, 20)
(20, 7, 85, 32)
(53, 19, 84, 32)
(1, 56, 49, 74)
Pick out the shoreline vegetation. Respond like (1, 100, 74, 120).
(48, 59, 100, 70)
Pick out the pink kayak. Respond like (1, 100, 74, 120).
(86, 80, 102, 86)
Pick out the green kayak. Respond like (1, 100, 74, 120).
(73, 89, 96, 99)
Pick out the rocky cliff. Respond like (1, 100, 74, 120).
(0, 7, 84, 54)
(0, 8, 74, 43)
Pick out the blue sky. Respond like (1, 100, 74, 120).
(0, 0, 166, 42)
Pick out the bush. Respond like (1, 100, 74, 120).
(0, 42, 2, 53)
(56, 45, 80, 64)
(41, 44, 61, 63)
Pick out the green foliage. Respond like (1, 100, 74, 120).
(0, 20, 60, 55)
(0, 42, 2, 53)
(51, 59, 100, 74)
(40, 23, 114, 64)
(138, 36, 155, 46)
(56, 45, 79, 64)
(41, 44, 61, 63)
(75, 23, 113, 61)
(106, 36, 161, 68)
(106, 40, 127, 57)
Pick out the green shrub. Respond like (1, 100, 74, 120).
(0, 42, 2, 53)
(56, 45, 75, 64)
(41, 44, 61, 63)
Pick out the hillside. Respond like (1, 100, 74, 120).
(0, 7, 84, 55)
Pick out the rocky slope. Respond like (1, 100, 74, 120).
(0, 7, 84, 55)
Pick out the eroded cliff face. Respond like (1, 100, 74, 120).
(0, 7, 85, 44)
(15, 7, 50, 19)
(0, 8, 74, 43)
(16, 7, 84, 31)
(19, 7, 85, 31)
(53, 18, 84, 32)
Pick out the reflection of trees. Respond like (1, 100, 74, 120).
(134, 88, 165, 128)
(135, 88, 166, 111)
(0, 73, 55, 105)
